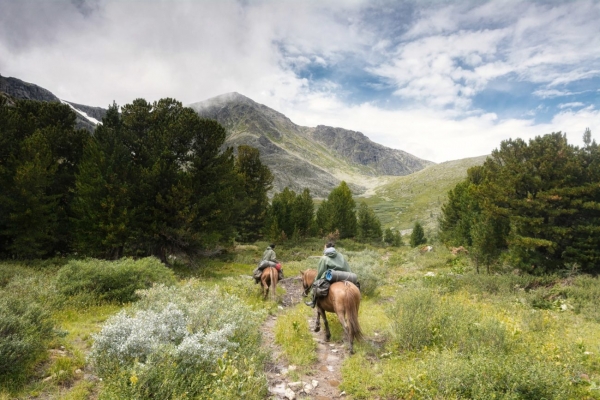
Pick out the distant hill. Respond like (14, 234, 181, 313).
(189, 93, 433, 197)
(1, 75, 437, 199)
(0, 75, 105, 132)
(360, 155, 488, 234)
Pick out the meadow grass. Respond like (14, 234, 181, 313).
(4, 240, 600, 399)
(274, 305, 318, 367)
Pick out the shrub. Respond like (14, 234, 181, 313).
(345, 249, 382, 297)
(388, 288, 510, 354)
(89, 281, 267, 400)
(55, 257, 176, 303)
(0, 293, 54, 387)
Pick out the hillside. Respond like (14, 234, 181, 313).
(360, 155, 488, 235)
(189, 93, 433, 197)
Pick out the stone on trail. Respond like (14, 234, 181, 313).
(312, 379, 319, 388)
(284, 387, 296, 399)
(288, 381, 302, 390)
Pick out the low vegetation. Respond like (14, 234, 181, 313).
(2, 243, 600, 399)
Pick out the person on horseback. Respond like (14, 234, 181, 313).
(254, 244, 284, 283)
(305, 242, 351, 307)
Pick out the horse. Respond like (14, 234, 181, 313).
(300, 269, 363, 353)
(260, 266, 278, 301)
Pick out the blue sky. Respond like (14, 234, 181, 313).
(1, 0, 599, 162)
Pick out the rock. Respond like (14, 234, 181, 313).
(312, 379, 319, 388)
(284, 387, 296, 399)
(303, 383, 313, 394)
(288, 381, 303, 390)
(75, 369, 83, 374)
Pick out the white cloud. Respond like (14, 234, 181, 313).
(1, 0, 599, 164)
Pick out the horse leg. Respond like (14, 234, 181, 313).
(335, 307, 352, 352)
(319, 307, 331, 341)
(314, 309, 321, 333)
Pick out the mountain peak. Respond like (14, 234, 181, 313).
(187, 92, 255, 111)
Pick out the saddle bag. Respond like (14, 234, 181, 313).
(325, 270, 359, 285)
(314, 279, 331, 298)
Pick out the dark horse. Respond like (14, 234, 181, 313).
(301, 269, 363, 353)
(260, 266, 278, 301)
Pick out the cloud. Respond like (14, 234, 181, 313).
(1, 0, 599, 163)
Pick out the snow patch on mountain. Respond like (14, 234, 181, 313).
(60, 99, 102, 125)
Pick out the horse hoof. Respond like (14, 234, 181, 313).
(314, 326, 320, 333)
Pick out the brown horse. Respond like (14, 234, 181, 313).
(300, 269, 363, 353)
(260, 266, 278, 301)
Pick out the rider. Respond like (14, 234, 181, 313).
(305, 242, 351, 308)
(262, 243, 284, 280)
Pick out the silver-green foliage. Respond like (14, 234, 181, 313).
(89, 280, 267, 399)
(345, 249, 382, 297)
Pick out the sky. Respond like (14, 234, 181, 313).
(1, 0, 599, 163)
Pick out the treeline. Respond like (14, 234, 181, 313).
(0, 97, 272, 261)
(439, 131, 600, 273)
(0, 97, 390, 261)
(264, 182, 393, 245)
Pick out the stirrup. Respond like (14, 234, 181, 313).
(304, 301, 315, 308)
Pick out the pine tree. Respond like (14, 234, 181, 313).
(0, 99, 87, 258)
(321, 181, 357, 238)
(357, 201, 382, 242)
(410, 221, 426, 247)
(291, 188, 314, 238)
(72, 103, 133, 258)
(235, 145, 273, 242)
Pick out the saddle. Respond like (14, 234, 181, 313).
(314, 270, 360, 298)
(253, 260, 282, 283)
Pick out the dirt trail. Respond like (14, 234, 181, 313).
(261, 277, 348, 400)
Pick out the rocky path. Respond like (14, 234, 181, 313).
(261, 277, 348, 400)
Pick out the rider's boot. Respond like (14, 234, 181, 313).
(304, 288, 317, 308)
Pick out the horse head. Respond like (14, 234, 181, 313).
(300, 269, 317, 296)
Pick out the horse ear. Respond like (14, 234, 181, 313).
(300, 270, 305, 276)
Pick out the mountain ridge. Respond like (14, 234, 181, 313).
(1, 76, 435, 197)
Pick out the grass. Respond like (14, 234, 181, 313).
(3, 240, 600, 399)
(360, 155, 487, 234)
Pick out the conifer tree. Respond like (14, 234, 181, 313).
(235, 145, 273, 242)
(357, 201, 382, 242)
(410, 221, 426, 247)
(319, 181, 357, 238)
(0, 99, 87, 258)
(292, 188, 314, 238)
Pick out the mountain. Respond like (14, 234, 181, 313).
(360, 155, 488, 232)
(189, 93, 433, 197)
(0, 75, 105, 132)
(1, 75, 434, 197)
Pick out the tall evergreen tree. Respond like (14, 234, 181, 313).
(0, 99, 87, 258)
(74, 98, 241, 260)
(234, 145, 273, 242)
(357, 201, 382, 242)
(410, 221, 427, 247)
(317, 181, 357, 238)
(72, 103, 133, 258)
(291, 188, 314, 238)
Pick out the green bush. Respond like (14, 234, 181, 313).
(346, 249, 382, 297)
(56, 257, 176, 304)
(388, 288, 510, 354)
(0, 294, 54, 387)
(90, 281, 267, 400)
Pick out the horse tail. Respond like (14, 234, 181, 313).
(344, 282, 363, 342)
